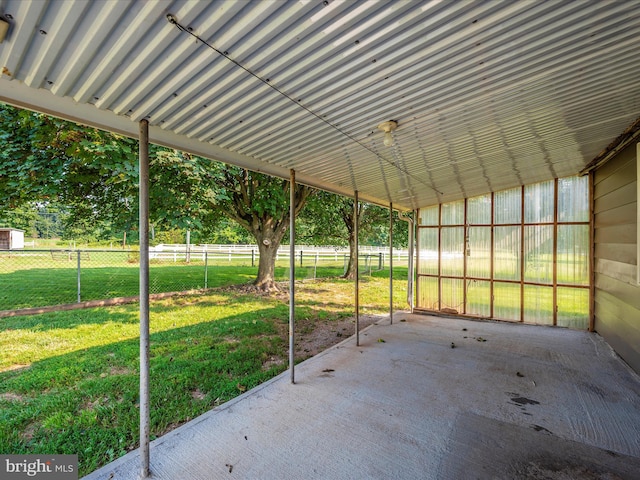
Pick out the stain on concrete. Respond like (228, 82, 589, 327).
(510, 395, 540, 406)
(531, 424, 553, 435)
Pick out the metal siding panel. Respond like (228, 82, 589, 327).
(594, 291, 640, 373)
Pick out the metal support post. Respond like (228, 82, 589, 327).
(138, 119, 150, 479)
(398, 211, 415, 311)
(204, 251, 208, 289)
(355, 191, 360, 346)
(77, 250, 81, 303)
(289, 169, 296, 384)
(389, 203, 393, 325)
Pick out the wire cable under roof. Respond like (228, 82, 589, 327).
(166, 13, 442, 197)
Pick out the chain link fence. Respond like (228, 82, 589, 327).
(0, 246, 402, 313)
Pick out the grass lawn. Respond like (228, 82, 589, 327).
(0, 271, 408, 476)
(0, 251, 367, 310)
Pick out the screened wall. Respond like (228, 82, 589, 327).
(416, 176, 590, 329)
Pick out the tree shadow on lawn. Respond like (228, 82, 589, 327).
(0, 306, 290, 476)
(0, 287, 278, 332)
(1, 265, 259, 311)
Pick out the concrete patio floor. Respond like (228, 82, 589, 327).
(82, 312, 640, 480)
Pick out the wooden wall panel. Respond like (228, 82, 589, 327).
(593, 141, 640, 373)
(594, 223, 636, 245)
(595, 243, 637, 265)
(593, 181, 636, 214)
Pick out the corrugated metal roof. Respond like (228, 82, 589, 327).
(1, 0, 639, 210)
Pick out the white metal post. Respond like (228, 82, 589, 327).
(389, 203, 393, 325)
(289, 169, 296, 384)
(355, 191, 359, 346)
(138, 119, 150, 479)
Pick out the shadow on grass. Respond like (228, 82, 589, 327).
(0, 265, 260, 311)
(0, 305, 290, 477)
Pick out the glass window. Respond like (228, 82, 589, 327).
(523, 285, 553, 325)
(557, 225, 589, 285)
(494, 226, 521, 280)
(417, 276, 439, 310)
(524, 225, 553, 284)
(467, 194, 492, 224)
(494, 187, 521, 224)
(557, 287, 589, 329)
(441, 200, 464, 225)
(419, 205, 439, 226)
(467, 227, 491, 279)
(466, 280, 490, 317)
(415, 176, 589, 330)
(417, 228, 439, 275)
(441, 278, 464, 313)
(493, 282, 520, 321)
(558, 176, 589, 222)
(525, 180, 554, 223)
(441, 227, 464, 276)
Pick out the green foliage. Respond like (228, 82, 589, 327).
(299, 191, 408, 248)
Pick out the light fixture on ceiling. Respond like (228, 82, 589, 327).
(0, 17, 9, 43)
(377, 120, 398, 147)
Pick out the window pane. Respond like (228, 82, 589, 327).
(419, 205, 439, 226)
(468, 194, 491, 224)
(524, 225, 553, 284)
(466, 280, 490, 317)
(557, 225, 589, 285)
(494, 226, 521, 280)
(417, 228, 439, 275)
(494, 187, 521, 224)
(467, 227, 491, 279)
(493, 281, 520, 321)
(442, 200, 464, 225)
(558, 176, 589, 222)
(525, 180, 554, 223)
(441, 227, 464, 276)
(557, 287, 589, 329)
(417, 276, 439, 310)
(441, 278, 463, 313)
(523, 285, 553, 325)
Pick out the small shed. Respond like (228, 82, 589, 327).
(0, 228, 25, 250)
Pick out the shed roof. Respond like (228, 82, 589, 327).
(1, 0, 639, 210)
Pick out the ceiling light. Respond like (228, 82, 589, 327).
(377, 120, 398, 147)
(0, 18, 9, 43)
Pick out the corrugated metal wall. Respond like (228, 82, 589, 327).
(593, 142, 640, 372)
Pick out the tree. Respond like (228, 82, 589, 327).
(0, 103, 315, 290)
(207, 166, 314, 291)
(299, 191, 408, 279)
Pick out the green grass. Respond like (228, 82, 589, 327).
(0, 273, 408, 476)
(0, 251, 375, 311)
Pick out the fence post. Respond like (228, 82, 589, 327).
(300, 250, 303, 267)
(77, 250, 81, 303)
(314, 253, 318, 279)
(204, 251, 208, 289)
(252, 249, 255, 267)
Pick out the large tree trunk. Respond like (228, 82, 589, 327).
(253, 227, 285, 292)
(215, 169, 314, 293)
(343, 228, 357, 280)
(342, 201, 361, 280)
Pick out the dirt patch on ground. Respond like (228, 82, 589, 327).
(293, 314, 386, 359)
(0, 392, 26, 402)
